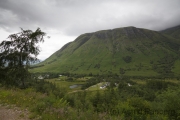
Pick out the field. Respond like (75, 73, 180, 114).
(46, 79, 85, 92)
(45, 76, 109, 92)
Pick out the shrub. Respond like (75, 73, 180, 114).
(123, 56, 132, 63)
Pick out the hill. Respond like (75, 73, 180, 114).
(160, 25, 180, 39)
(31, 26, 180, 77)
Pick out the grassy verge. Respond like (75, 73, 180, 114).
(0, 87, 118, 120)
(0, 87, 69, 119)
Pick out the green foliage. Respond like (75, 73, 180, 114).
(33, 80, 65, 98)
(0, 28, 46, 87)
(119, 68, 125, 76)
(0, 84, 69, 119)
(123, 56, 132, 63)
(153, 54, 176, 77)
(66, 77, 74, 81)
(0, 76, 180, 120)
(146, 80, 168, 91)
(81, 77, 101, 90)
(126, 47, 135, 53)
(156, 87, 180, 119)
(0, 26, 179, 120)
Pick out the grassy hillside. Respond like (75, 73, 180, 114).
(160, 25, 180, 39)
(31, 26, 180, 77)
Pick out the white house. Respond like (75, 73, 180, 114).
(38, 75, 44, 80)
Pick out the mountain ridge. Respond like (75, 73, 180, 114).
(31, 26, 180, 77)
(160, 25, 180, 39)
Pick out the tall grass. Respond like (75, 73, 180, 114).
(0, 81, 71, 120)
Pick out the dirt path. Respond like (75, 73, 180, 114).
(0, 104, 30, 120)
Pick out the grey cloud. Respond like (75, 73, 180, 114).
(1, 0, 180, 60)
(0, 0, 180, 35)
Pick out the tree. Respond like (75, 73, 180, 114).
(123, 56, 132, 63)
(0, 28, 46, 87)
(119, 68, 125, 75)
(119, 68, 125, 79)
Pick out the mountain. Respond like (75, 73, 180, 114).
(31, 26, 180, 77)
(160, 25, 180, 39)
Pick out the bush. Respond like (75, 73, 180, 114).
(146, 80, 168, 91)
(123, 56, 132, 63)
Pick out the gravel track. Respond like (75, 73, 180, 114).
(0, 104, 30, 120)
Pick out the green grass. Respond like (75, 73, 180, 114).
(131, 79, 147, 85)
(1, 77, 180, 120)
(0, 87, 70, 120)
(160, 25, 180, 39)
(164, 78, 180, 84)
(76, 77, 92, 81)
(46, 79, 85, 92)
(125, 70, 159, 76)
(131, 78, 180, 85)
(0, 88, 40, 108)
(46, 78, 110, 93)
(172, 60, 180, 76)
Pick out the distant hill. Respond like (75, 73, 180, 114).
(31, 26, 180, 77)
(160, 25, 180, 39)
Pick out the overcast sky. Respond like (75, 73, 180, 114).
(0, 0, 180, 60)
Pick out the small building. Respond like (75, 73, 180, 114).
(38, 75, 44, 80)
(100, 86, 106, 89)
(128, 83, 132, 86)
(100, 82, 110, 89)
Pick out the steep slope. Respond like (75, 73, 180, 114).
(31, 26, 180, 77)
(160, 25, 180, 76)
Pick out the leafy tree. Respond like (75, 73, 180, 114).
(153, 55, 176, 77)
(0, 28, 46, 87)
(118, 81, 127, 91)
(156, 87, 180, 119)
(119, 68, 125, 75)
(146, 80, 168, 91)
